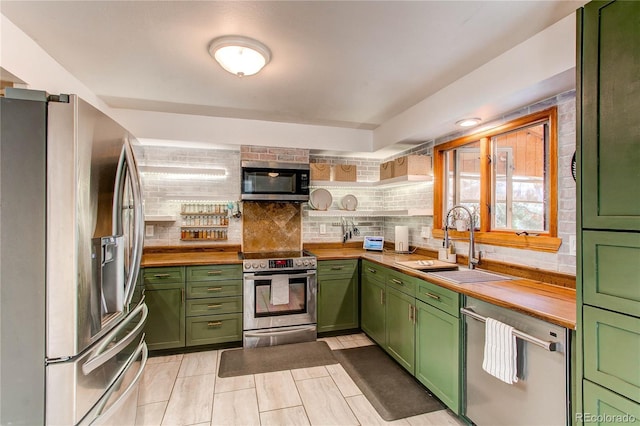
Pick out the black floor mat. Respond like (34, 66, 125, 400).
(218, 341, 336, 377)
(333, 344, 445, 421)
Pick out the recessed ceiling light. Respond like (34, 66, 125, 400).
(208, 35, 271, 77)
(456, 118, 482, 127)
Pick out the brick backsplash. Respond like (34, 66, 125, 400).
(241, 145, 309, 163)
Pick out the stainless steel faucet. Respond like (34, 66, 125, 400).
(444, 205, 481, 269)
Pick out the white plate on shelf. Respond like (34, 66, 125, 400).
(341, 194, 358, 211)
(309, 188, 332, 211)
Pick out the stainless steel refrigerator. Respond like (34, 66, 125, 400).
(1, 89, 147, 425)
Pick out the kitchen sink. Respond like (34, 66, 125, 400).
(426, 269, 513, 284)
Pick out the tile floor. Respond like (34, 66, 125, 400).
(136, 333, 464, 426)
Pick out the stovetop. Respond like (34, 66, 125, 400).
(241, 250, 316, 272)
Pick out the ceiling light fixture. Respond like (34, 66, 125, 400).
(208, 35, 271, 77)
(456, 118, 482, 127)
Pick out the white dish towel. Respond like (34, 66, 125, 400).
(270, 275, 290, 306)
(482, 317, 518, 384)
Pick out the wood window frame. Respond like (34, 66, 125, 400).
(432, 107, 561, 252)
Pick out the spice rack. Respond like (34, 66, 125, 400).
(180, 203, 229, 241)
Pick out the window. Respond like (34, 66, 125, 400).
(433, 107, 561, 252)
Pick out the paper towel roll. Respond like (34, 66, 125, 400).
(395, 226, 409, 252)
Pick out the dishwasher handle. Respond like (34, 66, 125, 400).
(461, 307, 557, 352)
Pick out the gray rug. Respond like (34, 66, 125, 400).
(217, 341, 336, 377)
(333, 345, 445, 421)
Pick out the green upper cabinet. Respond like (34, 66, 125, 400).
(385, 286, 416, 374)
(361, 266, 387, 346)
(317, 260, 359, 333)
(580, 0, 640, 231)
(583, 231, 640, 317)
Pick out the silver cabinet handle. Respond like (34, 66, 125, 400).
(208, 321, 223, 327)
(207, 304, 223, 309)
(153, 273, 171, 278)
(367, 268, 376, 273)
(207, 270, 223, 275)
(391, 278, 403, 285)
(424, 292, 441, 300)
(207, 287, 223, 291)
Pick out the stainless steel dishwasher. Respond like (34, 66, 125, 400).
(462, 296, 570, 426)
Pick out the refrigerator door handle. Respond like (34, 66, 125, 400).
(92, 340, 148, 422)
(82, 302, 147, 375)
(114, 138, 144, 308)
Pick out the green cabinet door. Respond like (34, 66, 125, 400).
(144, 284, 186, 351)
(361, 273, 386, 345)
(415, 300, 460, 414)
(583, 380, 640, 425)
(581, 0, 640, 231)
(385, 286, 415, 374)
(317, 266, 359, 333)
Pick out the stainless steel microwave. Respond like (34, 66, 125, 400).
(241, 160, 310, 201)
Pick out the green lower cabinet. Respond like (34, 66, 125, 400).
(145, 284, 186, 351)
(415, 300, 460, 414)
(361, 274, 386, 345)
(317, 262, 359, 333)
(186, 313, 242, 346)
(385, 286, 415, 374)
(582, 380, 640, 425)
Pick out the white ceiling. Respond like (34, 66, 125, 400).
(1, 1, 584, 153)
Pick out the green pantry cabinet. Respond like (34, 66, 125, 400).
(143, 264, 243, 351)
(361, 260, 462, 414)
(577, 0, 640, 422)
(317, 260, 359, 333)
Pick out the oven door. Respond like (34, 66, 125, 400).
(243, 270, 316, 331)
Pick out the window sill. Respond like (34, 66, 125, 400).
(432, 229, 562, 253)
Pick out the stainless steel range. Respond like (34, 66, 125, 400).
(242, 251, 317, 348)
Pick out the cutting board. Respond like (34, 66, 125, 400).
(394, 259, 459, 272)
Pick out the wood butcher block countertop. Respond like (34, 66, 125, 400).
(310, 248, 576, 330)
(141, 244, 576, 330)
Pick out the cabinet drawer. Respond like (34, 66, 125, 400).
(318, 259, 358, 277)
(187, 280, 242, 299)
(186, 296, 242, 317)
(583, 231, 640, 317)
(387, 270, 417, 297)
(186, 264, 242, 282)
(186, 313, 242, 346)
(143, 267, 184, 285)
(362, 260, 388, 283)
(584, 306, 640, 403)
(583, 380, 640, 425)
(416, 280, 460, 317)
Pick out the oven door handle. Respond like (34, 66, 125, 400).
(244, 271, 316, 280)
(244, 325, 317, 337)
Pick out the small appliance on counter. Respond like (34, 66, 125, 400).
(395, 225, 410, 253)
(363, 236, 384, 251)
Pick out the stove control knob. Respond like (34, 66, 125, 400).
(244, 263, 251, 269)
(260, 262, 267, 268)
(295, 260, 303, 266)
(252, 262, 260, 269)
(303, 260, 309, 266)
